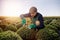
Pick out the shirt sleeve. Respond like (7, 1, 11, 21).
(36, 14, 45, 30)
(20, 13, 30, 19)
(20, 14, 25, 19)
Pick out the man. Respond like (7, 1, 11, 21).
(20, 7, 45, 30)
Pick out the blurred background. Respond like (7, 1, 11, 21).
(0, 0, 60, 17)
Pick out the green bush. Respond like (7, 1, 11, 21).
(36, 29, 50, 40)
(49, 19, 60, 33)
(4, 24, 17, 32)
(17, 26, 37, 40)
(50, 19, 60, 28)
(36, 28, 59, 40)
(0, 24, 17, 32)
(0, 24, 7, 31)
(0, 28, 3, 32)
(37, 18, 60, 40)
(46, 24, 58, 31)
(44, 19, 52, 25)
(0, 31, 23, 40)
(15, 23, 23, 29)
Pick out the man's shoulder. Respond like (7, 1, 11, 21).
(37, 12, 43, 17)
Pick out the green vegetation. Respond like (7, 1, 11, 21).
(4, 24, 18, 32)
(0, 28, 3, 32)
(0, 16, 60, 40)
(17, 26, 37, 40)
(0, 31, 23, 40)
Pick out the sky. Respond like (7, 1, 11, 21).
(0, 0, 60, 17)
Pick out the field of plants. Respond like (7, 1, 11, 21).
(0, 16, 60, 40)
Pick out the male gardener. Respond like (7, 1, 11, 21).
(20, 7, 45, 30)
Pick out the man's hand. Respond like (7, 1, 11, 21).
(35, 20, 40, 26)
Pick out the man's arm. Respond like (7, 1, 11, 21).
(20, 13, 30, 19)
(36, 14, 45, 30)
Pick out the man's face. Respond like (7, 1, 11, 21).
(29, 8, 37, 17)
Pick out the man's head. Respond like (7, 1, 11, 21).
(29, 7, 37, 17)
